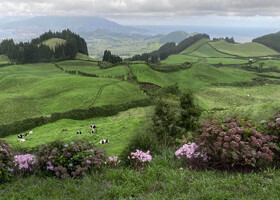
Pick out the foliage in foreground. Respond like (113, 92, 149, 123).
(2, 152, 280, 200)
(38, 141, 106, 179)
(0, 140, 13, 183)
(188, 118, 277, 170)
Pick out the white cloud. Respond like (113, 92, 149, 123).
(0, 0, 280, 17)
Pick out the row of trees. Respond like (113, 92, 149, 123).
(129, 34, 210, 63)
(212, 37, 235, 43)
(102, 50, 122, 64)
(0, 29, 88, 63)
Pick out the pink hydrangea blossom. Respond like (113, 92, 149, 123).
(14, 154, 37, 171)
(175, 143, 208, 162)
(130, 150, 152, 163)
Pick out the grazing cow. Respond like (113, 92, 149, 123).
(18, 134, 24, 139)
(25, 132, 29, 137)
(18, 138, 26, 142)
(90, 129, 95, 134)
(90, 124, 97, 129)
(76, 131, 82, 134)
(99, 139, 109, 144)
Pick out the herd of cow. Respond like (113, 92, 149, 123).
(17, 124, 110, 144)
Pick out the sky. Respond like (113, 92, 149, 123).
(0, 0, 280, 26)
(1, 0, 280, 42)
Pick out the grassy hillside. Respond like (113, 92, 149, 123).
(75, 52, 96, 61)
(180, 38, 210, 54)
(189, 43, 232, 58)
(42, 38, 66, 50)
(253, 31, 280, 52)
(3, 107, 150, 156)
(160, 55, 198, 65)
(0, 54, 12, 64)
(58, 60, 127, 77)
(0, 63, 146, 124)
(131, 63, 256, 90)
(209, 40, 280, 57)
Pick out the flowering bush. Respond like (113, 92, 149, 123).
(175, 142, 208, 168)
(0, 139, 13, 183)
(129, 149, 152, 170)
(13, 154, 38, 177)
(195, 118, 277, 170)
(106, 156, 121, 168)
(38, 141, 106, 179)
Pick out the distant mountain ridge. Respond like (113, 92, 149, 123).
(159, 31, 189, 43)
(0, 16, 143, 34)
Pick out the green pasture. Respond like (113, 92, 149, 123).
(180, 38, 210, 54)
(189, 43, 232, 58)
(42, 38, 66, 51)
(0, 63, 146, 124)
(198, 85, 280, 121)
(160, 54, 198, 64)
(130, 63, 256, 90)
(4, 107, 151, 156)
(58, 60, 128, 77)
(209, 40, 280, 57)
(75, 52, 96, 61)
(252, 59, 280, 69)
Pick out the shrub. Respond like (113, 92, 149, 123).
(0, 139, 13, 183)
(38, 141, 106, 179)
(179, 91, 202, 132)
(129, 150, 152, 170)
(120, 121, 158, 166)
(13, 154, 38, 177)
(195, 118, 277, 170)
(106, 156, 121, 169)
(152, 99, 181, 146)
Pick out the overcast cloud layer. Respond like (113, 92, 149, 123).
(1, 0, 280, 17)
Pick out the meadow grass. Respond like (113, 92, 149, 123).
(1, 151, 280, 200)
(3, 107, 151, 156)
(252, 59, 280, 69)
(180, 38, 210, 54)
(205, 57, 249, 65)
(189, 43, 232, 58)
(160, 54, 199, 64)
(209, 40, 280, 57)
(130, 63, 256, 91)
(75, 52, 96, 61)
(0, 63, 146, 124)
(42, 38, 66, 51)
(197, 84, 280, 121)
(58, 60, 128, 77)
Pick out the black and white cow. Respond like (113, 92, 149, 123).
(90, 129, 95, 134)
(90, 124, 97, 129)
(99, 139, 109, 144)
(76, 131, 82, 134)
(18, 134, 24, 139)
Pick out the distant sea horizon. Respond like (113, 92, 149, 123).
(132, 25, 280, 43)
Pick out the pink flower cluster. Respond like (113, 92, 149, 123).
(106, 156, 121, 168)
(131, 150, 152, 163)
(14, 154, 37, 171)
(175, 143, 208, 162)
